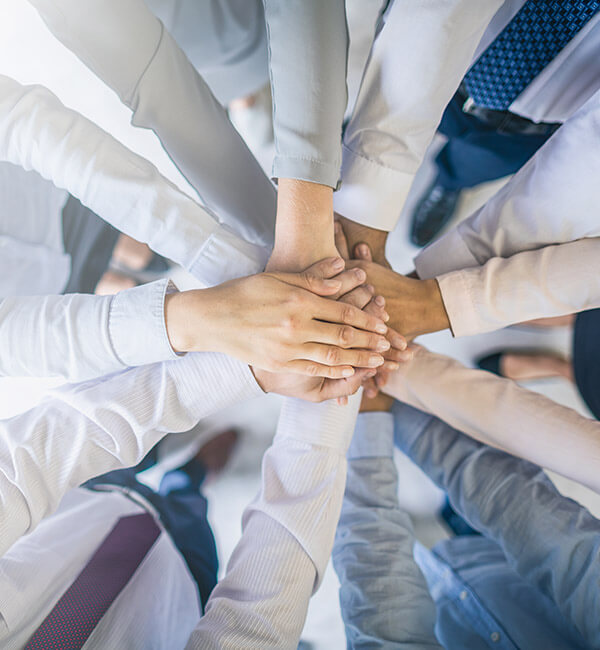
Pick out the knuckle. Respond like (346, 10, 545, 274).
(306, 364, 320, 377)
(325, 346, 340, 365)
(341, 305, 354, 324)
(338, 325, 354, 346)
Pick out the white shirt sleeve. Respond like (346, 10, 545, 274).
(189, 394, 361, 650)
(383, 347, 600, 494)
(0, 279, 183, 382)
(0, 352, 262, 556)
(437, 238, 600, 337)
(30, 0, 277, 251)
(415, 88, 600, 278)
(333, 0, 504, 230)
(0, 74, 268, 287)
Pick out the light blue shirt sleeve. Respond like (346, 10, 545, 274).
(392, 402, 600, 649)
(263, 0, 348, 188)
(332, 411, 442, 649)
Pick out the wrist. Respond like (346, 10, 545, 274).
(422, 279, 451, 334)
(272, 179, 336, 271)
(164, 289, 217, 354)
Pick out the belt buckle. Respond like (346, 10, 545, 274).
(462, 96, 476, 114)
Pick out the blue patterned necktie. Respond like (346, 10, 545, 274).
(464, 0, 600, 110)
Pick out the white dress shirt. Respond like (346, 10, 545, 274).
(384, 347, 600, 495)
(0, 162, 70, 297)
(412, 88, 600, 335)
(333, 0, 600, 231)
(0, 349, 361, 648)
(0, 74, 268, 287)
(0, 160, 185, 382)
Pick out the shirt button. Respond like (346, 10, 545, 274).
(491, 632, 500, 642)
(459, 590, 468, 600)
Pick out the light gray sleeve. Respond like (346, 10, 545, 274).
(393, 402, 600, 649)
(332, 412, 441, 649)
(29, 0, 277, 250)
(263, 0, 348, 188)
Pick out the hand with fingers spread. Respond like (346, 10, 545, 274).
(164, 257, 390, 381)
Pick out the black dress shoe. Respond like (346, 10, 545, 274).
(410, 181, 461, 247)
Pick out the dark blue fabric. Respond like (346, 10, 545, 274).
(573, 308, 600, 420)
(434, 94, 553, 190)
(85, 458, 218, 610)
(464, 0, 600, 110)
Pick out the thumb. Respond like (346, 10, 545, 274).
(271, 257, 345, 296)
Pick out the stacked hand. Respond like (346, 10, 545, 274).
(165, 256, 409, 402)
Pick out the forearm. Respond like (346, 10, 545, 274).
(190, 394, 361, 649)
(393, 403, 600, 648)
(332, 412, 441, 649)
(0, 353, 260, 555)
(415, 89, 600, 279)
(0, 75, 267, 286)
(384, 348, 600, 493)
(436, 238, 600, 336)
(270, 179, 336, 271)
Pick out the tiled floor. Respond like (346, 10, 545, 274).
(1, 3, 598, 648)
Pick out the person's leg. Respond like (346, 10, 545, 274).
(86, 463, 218, 609)
(393, 402, 600, 649)
(61, 195, 120, 294)
(31, 0, 276, 250)
(435, 95, 550, 191)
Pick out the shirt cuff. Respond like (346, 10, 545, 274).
(414, 228, 479, 279)
(170, 353, 263, 416)
(108, 279, 180, 368)
(349, 412, 395, 459)
(272, 155, 341, 190)
(188, 228, 270, 287)
(436, 269, 482, 337)
(275, 392, 361, 454)
(334, 145, 415, 231)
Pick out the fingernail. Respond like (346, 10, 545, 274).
(399, 350, 414, 362)
(354, 268, 366, 282)
(369, 355, 384, 367)
(366, 284, 375, 293)
(377, 339, 390, 352)
(375, 295, 385, 307)
(393, 336, 407, 350)
(385, 361, 400, 371)
(359, 244, 369, 258)
(342, 367, 355, 377)
(382, 311, 390, 322)
(365, 370, 377, 378)
(332, 257, 345, 271)
(323, 279, 341, 289)
(376, 323, 387, 334)
(367, 389, 377, 398)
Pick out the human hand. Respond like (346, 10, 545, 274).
(335, 214, 390, 267)
(164, 257, 390, 379)
(348, 243, 450, 340)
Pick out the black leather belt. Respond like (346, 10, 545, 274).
(457, 84, 561, 137)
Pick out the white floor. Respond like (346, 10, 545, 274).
(1, 3, 598, 648)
